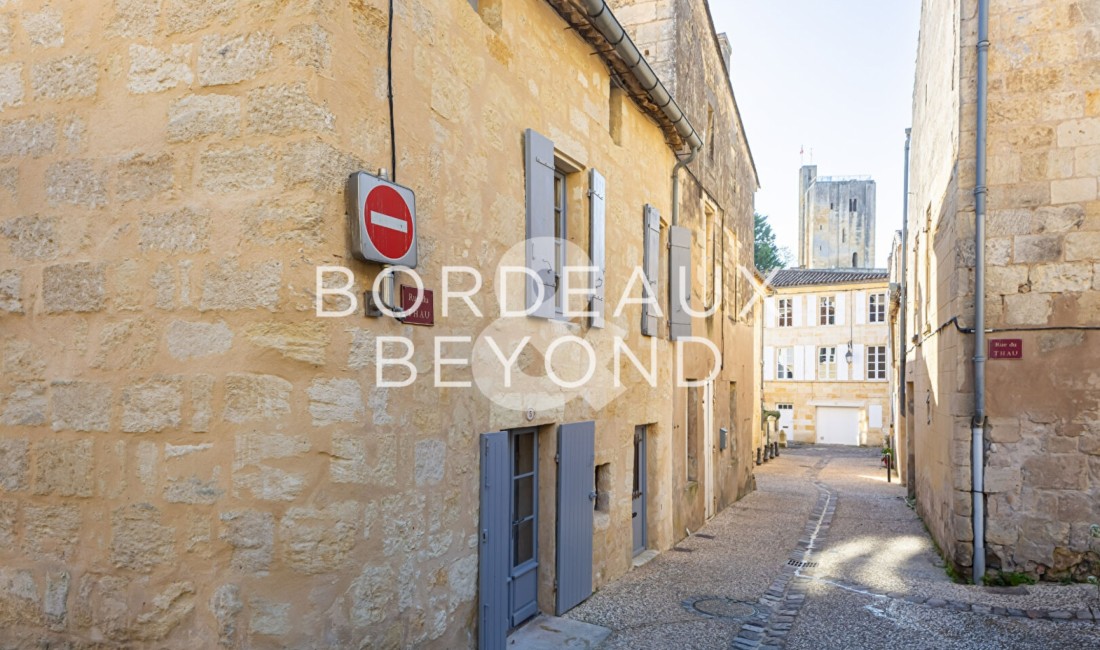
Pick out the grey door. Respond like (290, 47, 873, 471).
(479, 432, 509, 650)
(632, 425, 647, 556)
(509, 429, 539, 627)
(556, 421, 595, 615)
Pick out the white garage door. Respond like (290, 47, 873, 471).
(815, 407, 860, 446)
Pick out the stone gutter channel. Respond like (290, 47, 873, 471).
(730, 457, 1100, 650)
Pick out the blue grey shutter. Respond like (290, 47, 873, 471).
(668, 225, 692, 340)
(589, 169, 606, 329)
(525, 129, 556, 318)
(479, 432, 510, 650)
(642, 205, 660, 337)
(555, 421, 595, 615)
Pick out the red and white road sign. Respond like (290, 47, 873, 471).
(346, 172, 418, 268)
(365, 185, 414, 260)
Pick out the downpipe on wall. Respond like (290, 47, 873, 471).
(900, 128, 912, 499)
(579, 0, 704, 220)
(972, 0, 990, 585)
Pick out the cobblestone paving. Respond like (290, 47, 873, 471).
(565, 445, 1100, 649)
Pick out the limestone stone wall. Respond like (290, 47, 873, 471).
(763, 281, 892, 447)
(0, 0, 759, 645)
(798, 166, 877, 270)
(908, 0, 1100, 579)
(764, 381, 891, 447)
(613, 0, 761, 535)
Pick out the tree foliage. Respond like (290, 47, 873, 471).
(754, 212, 790, 273)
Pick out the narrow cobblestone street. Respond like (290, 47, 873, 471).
(565, 446, 1100, 649)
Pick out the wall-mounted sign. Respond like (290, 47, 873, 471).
(346, 172, 418, 268)
(989, 338, 1022, 359)
(400, 285, 434, 326)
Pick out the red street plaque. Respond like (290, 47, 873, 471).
(400, 285, 434, 326)
(989, 338, 1022, 359)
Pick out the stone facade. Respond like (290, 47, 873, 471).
(763, 270, 892, 448)
(908, 0, 1100, 579)
(886, 229, 909, 486)
(798, 165, 877, 269)
(0, 0, 758, 646)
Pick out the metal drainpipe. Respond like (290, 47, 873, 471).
(972, 0, 990, 585)
(900, 128, 912, 499)
(671, 148, 699, 226)
(579, 0, 704, 162)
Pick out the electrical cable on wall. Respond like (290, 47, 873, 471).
(387, 0, 396, 182)
(906, 315, 1100, 355)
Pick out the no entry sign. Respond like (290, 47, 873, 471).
(346, 172, 418, 268)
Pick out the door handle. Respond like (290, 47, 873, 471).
(588, 491, 598, 501)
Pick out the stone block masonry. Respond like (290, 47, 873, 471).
(908, 0, 1100, 582)
(0, 0, 760, 646)
(0, 1, 419, 645)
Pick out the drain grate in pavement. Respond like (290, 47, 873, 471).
(683, 597, 765, 621)
(672, 547, 694, 553)
(787, 559, 818, 568)
(693, 533, 716, 539)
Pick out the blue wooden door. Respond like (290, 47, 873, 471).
(479, 432, 509, 650)
(509, 429, 539, 627)
(632, 425, 648, 556)
(556, 421, 595, 615)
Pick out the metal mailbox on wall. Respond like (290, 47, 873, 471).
(345, 172, 418, 268)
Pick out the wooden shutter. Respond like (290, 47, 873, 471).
(854, 290, 866, 325)
(589, 169, 606, 329)
(556, 421, 595, 614)
(479, 432, 510, 650)
(835, 292, 846, 326)
(524, 129, 556, 319)
(668, 225, 692, 340)
(763, 347, 775, 381)
(792, 295, 803, 327)
(642, 205, 660, 337)
(852, 344, 865, 380)
(764, 297, 776, 328)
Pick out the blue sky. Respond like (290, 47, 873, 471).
(710, 0, 922, 267)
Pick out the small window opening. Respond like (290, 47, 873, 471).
(594, 463, 611, 512)
(609, 83, 625, 145)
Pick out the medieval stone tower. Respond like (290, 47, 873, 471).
(798, 165, 876, 269)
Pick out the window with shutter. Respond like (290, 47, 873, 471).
(642, 205, 661, 337)
(524, 129, 558, 319)
(866, 345, 887, 380)
(776, 348, 794, 379)
(778, 298, 792, 327)
(668, 225, 692, 340)
(819, 296, 836, 326)
(589, 169, 606, 328)
(868, 293, 886, 323)
(817, 346, 837, 380)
